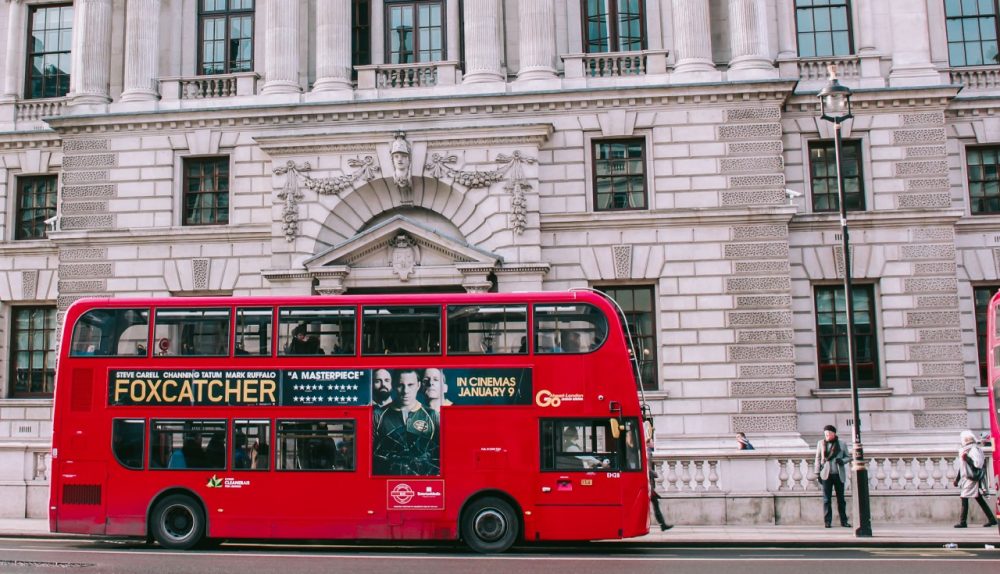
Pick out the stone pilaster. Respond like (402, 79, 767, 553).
(670, 0, 718, 81)
(2, 0, 25, 101)
(727, 0, 777, 81)
(462, 0, 504, 84)
(120, 0, 160, 102)
(889, 0, 938, 86)
(261, 0, 301, 94)
(69, 0, 113, 106)
(858, 0, 876, 53)
(313, 0, 352, 92)
(516, 0, 556, 82)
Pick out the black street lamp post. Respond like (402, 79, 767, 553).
(817, 65, 872, 538)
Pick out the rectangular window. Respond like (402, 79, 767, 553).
(362, 305, 441, 355)
(446, 304, 528, 354)
(809, 140, 865, 212)
(966, 146, 1000, 214)
(278, 307, 355, 356)
(945, 0, 999, 67)
(15, 175, 57, 240)
(276, 420, 355, 471)
(534, 303, 609, 354)
(599, 285, 657, 390)
(386, 1, 444, 63)
(235, 307, 272, 357)
(183, 157, 230, 226)
(353, 0, 372, 69)
(815, 284, 879, 389)
(26, 4, 73, 99)
(70, 308, 150, 357)
(233, 419, 270, 470)
(153, 308, 231, 357)
(149, 420, 227, 470)
(112, 419, 146, 470)
(9, 306, 56, 397)
(583, 0, 645, 53)
(199, 0, 254, 75)
(974, 286, 1000, 387)
(593, 139, 647, 211)
(540, 418, 641, 472)
(795, 0, 853, 58)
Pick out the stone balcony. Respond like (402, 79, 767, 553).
(562, 50, 669, 88)
(355, 61, 462, 96)
(949, 65, 1000, 92)
(158, 72, 261, 107)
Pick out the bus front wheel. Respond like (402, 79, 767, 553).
(461, 496, 519, 553)
(150, 494, 205, 550)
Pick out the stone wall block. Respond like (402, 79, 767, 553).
(63, 171, 109, 185)
(905, 145, 946, 158)
(739, 364, 794, 378)
(736, 329, 793, 343)
(908, 344, 962, 361)
(60, 248, 108, 261)
(63, 139, 110, 152)
(725, 276, 790, 292)
(725, 107, 782, 122)
(720, 156, 783, 173)
(60, 263, 113, 279)
(61, 215, 114, 230)
(735, 295, 791, 308)
(733, 225, 788, 240)
(902, 112, 945, 126)
(61, 201, 109, 215)
(911, 378, 965, 394)
(904, 277, 957, 293)
(913, 262, 956, 276)
(730, 379, 796, 396)
(911, 227, 954, 242)
(896, 193, 950, 209)
(58, 280, 107, 293)
(920, 363, 964, 376)
(917, 328, 961, 342)
(721, 190, 786, 206)
(62, 185, 115, 199)
(723, 242, 789, 259)
(913, 413, 966, 429)
(734, 261, 789, 275)
(63, 154, 118, 170)
(731, 414, 797, 433)
(728, 141, 783, 156)
(895, 160, 948, 177)
(729, 174, 785, 188)
(915, 296, 959, 308)
(728, 311, 793, 327)
(740, 399, 797, 413)
(728, 344, 794, 362)
(900, 244, 955, 260)
(906, 178, 949, 191)
(923, 396, 967, 410)
(905, 311, 960, 326)
(893, 128, 946, 145)
(718, 123, 783, 141)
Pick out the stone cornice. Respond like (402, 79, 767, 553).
(45, 224, 271, 247)
(0, 240, 58, 257)
(789, 209, 965, 231)
(255, 123, 552, 156)
(954, 214, 1000, 232)
(41, 80, 798, 134)
(0, 130, 62, 148)
(541, 206, 797, 231)
(785, 85, 962, 116)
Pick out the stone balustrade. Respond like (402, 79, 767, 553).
(797, 56, 861, 83)
(652, 446, 994, 495)
(15, 97, 67, 122)
(562, 50, 669, 80)
(159, 72, 260, 101)
(356, 61, 461, 90)
(949, 66, 1000, 91)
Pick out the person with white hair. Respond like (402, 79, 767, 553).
(952, 430, 998, 528)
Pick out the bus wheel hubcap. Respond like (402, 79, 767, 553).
(163, 506, 194, 539)
(474, 509, 506, 542)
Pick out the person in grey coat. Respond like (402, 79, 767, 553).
(953, 430, 998, 528)
(814, 424, 851, 528)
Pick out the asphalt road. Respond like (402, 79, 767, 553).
(0, 537, 996, 574)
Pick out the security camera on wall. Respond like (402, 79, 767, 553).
(784, 188, 803, 199)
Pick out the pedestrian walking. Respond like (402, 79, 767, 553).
(953, 430, 998, 528)
(736, 432, 755, 450)
(814, 424, 850, 528)
(646, 435, 673, 531)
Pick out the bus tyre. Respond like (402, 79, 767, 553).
(150, 494, 205, 550)
(461, 497, 518, 554)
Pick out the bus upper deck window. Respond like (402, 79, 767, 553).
(533, 304, 608, 354)
(70, 308, 149, 357)
(362, 306, 441, 355)
(447, 305, 527, 355)
(153, 308, 230, 357)
(278, 307, 355, 356)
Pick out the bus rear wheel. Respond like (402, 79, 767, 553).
(150, 494, 205, 550)
(461, 497, 519, 553)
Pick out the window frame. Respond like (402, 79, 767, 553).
(794, 0, 855, 58)
(182, 156, 231, 226)
(275, 419, 356, 472)
(974, 285, 1000, 387)
(197, 0, 255, 76)
(814, 283, 880, 390)
(944, 0, 1000, 67)
(14, 174, 58, 241)
(596, 285, 657, 391)
(581, 0, 647, 54)
(353, 0, 372, 70)
(8, 305, 57, 398)
(384, 0, 446, 64)
(24, 3, 73, 100)
(807, 138, 866, 213)
(591, 137, 648, 212)
(965, 144, 1000, 215)
(540, 417, 643, 472)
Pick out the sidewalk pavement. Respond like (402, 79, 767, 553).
(0, 518, 996, 548)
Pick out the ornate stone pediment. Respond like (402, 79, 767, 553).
(303, 215, 502, 293)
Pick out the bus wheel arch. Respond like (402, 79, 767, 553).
(146, 489, 208, 550)
(459, 491, 522, 554)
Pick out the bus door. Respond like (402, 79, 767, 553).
(536, 419, 626, 507)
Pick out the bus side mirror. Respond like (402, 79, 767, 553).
(610, 418, 621, 439)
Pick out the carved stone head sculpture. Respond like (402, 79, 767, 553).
(390, 132, 412, 194)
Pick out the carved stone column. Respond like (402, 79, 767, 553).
(516, 0, 556, 82)
(858, 0, 876, 53)
(463, 0, 504, 83)
(121, 0, 161, 102)
(888, 0, 938, 87)
(70, 0, 114, 105)
(727, 0, 777, 81)
(313, 0, 352, 92)
(261, 0, 301, 94)
(2, 0, 25, 101)
(670, 0, 717, 80)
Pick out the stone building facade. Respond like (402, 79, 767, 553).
(0, 0, 997, 522)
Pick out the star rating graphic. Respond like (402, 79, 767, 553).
(292, 384, 359, 392)
(292, 395, 361, 403)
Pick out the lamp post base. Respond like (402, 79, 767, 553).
(851, 444, 873, 537)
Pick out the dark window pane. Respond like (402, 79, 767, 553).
(183, 157, 230, 225)
(26, 4, 73, 99)
(594, 139, 647, 211)
(10, 306, 56, 397)
(199, 0, 254, 75)
(967, 145, 1000, 214)
(814, 285, 879, 389)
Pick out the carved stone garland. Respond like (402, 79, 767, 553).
(272, 157, 381, 241)
(425, 150, 537, 235)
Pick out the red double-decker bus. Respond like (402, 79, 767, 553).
(986, 291, 1000, 535)
(49, 290, 650, 552)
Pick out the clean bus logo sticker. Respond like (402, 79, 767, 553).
(387, 480, 445, 510)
